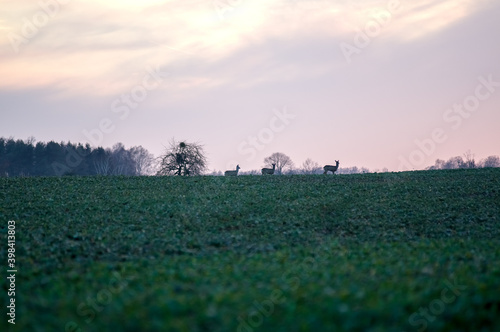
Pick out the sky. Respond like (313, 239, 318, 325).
(1, 0, 499, 173)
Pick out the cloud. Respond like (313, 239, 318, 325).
(388, 0, 475, 41)
(0, 0, 496, 100)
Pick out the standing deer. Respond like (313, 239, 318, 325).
(261, 163, 276, 175)
(323, 160, 339, 174)
(224, 165, 240, 176)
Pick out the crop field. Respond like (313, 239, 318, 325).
(1, 168, 500, 332)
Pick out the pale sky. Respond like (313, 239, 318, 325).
(1, 0, 499, 172)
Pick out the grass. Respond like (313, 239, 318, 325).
(1, 168, 499, 331)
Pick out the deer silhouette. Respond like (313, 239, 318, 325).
(261, 163, 276, 175)
(323, 160, 339, 174)
(224, 165, 240, 176)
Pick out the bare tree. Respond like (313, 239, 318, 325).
(428, 159, 446, 170)
(92, 147, 110, 175)
(130, 146, 155, 175)
(462, 150, 476, 169)
(263, 152, 294, 175)
(157, 139, 207, 176)
(301, 158, 321, 174)
(93, 158, 110, 175)
(109, 143, 136, 175)
(442, 156, 464, 169)
(480, 155, 500, 168)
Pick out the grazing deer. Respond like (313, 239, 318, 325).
(261, 163, 276, 175)
(224, 165, 240, 176)
(323, 160, 339, 174)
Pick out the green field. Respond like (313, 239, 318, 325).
(1, 168, 500, 331)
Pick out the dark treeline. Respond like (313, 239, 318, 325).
(0, 137, 155, 177)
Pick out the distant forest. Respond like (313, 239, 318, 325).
(0, 137, 498, 177)
(0, 137, 155, 177)
(426, 152, 500, 170)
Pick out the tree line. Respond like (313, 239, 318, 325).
(1, 137, 498, 177)
(426, 151, 500, 170)
(0, 137, 154, 177)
